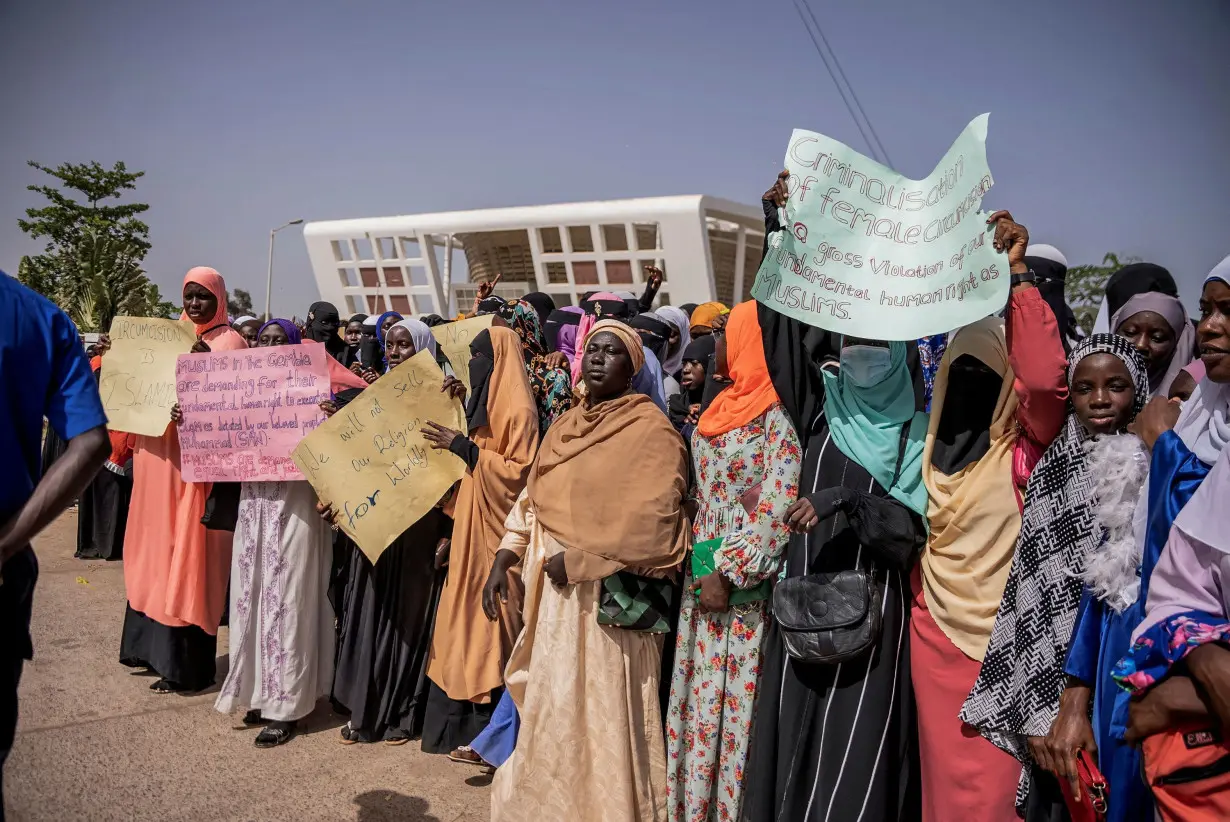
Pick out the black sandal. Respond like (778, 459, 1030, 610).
(338, 723, 369, 745)
(242, 709, 267, 727)
(150, 678, 181, 694)
(254, 721, 296, 748)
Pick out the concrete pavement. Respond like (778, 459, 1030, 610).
(4, 514, 491, 822)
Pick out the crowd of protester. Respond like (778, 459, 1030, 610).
(4, 172, 1230, 822)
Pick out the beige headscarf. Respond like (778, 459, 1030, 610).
(427, 326, 541, 702)
(921, 316, 1022, 661)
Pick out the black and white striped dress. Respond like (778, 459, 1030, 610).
(741, 414, 924, 822)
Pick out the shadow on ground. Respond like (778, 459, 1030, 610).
(353, 790, 440, 821)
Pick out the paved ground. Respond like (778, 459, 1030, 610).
(4, 513, 491, 822)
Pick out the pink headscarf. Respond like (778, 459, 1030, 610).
(571, 291, 624, 383)
(1183, 360, 1207, 384)
(181, 266, 231, 334)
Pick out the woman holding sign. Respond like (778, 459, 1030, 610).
(324, 318, 456, 745)
(911, 213, 1068, 822)
(120, 267, 248, 693)
(484, 320, 690, 822)
(421, 326, 540, 760)
(213, 320, 347, 747)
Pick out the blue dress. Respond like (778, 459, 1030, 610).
(1063, 431, 1210, 822)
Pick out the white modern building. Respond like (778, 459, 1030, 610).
(302, 195, 765, 317)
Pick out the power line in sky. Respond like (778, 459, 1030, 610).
(789, 0, 893, 168)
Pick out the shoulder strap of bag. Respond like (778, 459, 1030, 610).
(888, 418, 913, 490)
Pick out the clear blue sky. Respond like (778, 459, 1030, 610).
(2, 0, 1227, 313)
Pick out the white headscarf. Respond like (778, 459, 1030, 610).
(652, 305, 692, 375)
(390, 318, 437, 358)
(1170, 256, 1230, 464)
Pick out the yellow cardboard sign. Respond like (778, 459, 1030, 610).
(430, 314, 494, 394)
(291, 350, 466, 563)
(99, 316, 197, 436)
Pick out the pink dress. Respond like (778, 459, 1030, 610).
(911, 287, 1069, 822)
(124, 324, 248, 633)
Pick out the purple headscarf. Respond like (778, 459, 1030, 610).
(554, 306, 585, 367)
(257, 318, 302, 345)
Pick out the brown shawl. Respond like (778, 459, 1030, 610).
(528, 392, 690, 583)
(428, 326, 541, 702)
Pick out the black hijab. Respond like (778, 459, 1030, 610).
(543, 308, 581, 352)
(1025, 255, 1077, 354)
(476, 296, 506, 316)
(465, 329, 495, 433)
(628, 313, 672, 364)
(579, 297, 630, 320)
(304, 301, 346, 360)
(419, 314, 448, 328)
(340, 313, 367, 367)
(522, 292, 556, 326)
(1104, 263, 1178, 319)
(929, 354, 1003, 475)
(359, 322, 383, 374)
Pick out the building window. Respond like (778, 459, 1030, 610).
(567, 226, 595, 253)
(400, 237, 420, 259)
(354, 237, 374, 260)
(601, 224, 628, 251)
(572, 261, 599, 285)
(339, 268, 360, 287)
(383, 268, 405, 287)
(538, 227, 563, 254)
(366, 294, 387, 313)
(389, 295, 412, 314)
(332, 240, 352, 261)
(359, 267, 380, 288)
(605, 260, 633, 284)
(377, 237, 397, 259)
(346, 295, 365, 314)
(545, 262, 568, 284)
(633, 223, 660, 251)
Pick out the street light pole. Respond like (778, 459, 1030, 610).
(263, 218, 304, 319)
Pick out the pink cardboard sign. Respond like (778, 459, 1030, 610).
(176, 345, 332, 483)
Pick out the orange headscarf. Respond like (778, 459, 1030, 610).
(697, 301, 779, 438)
(181, 266, 230, 334)
(689, 301, 730, 334)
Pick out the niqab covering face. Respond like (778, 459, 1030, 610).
(465, 329, 496, 433)
(304, 301, 346, 360)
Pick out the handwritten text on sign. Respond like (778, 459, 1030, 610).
(291, 350, 466, 564)
(176, 345, 331, 483)
(100, 316, 196, 437)
(431, 314, 494, 395)
(751, 114, 1008, 340)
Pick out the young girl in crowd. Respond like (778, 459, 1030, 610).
(119, 267, 248, 693)
(666, 300, 801, 822)
(962, 334, 1150, 816)
(1051, 259, 1230, 822)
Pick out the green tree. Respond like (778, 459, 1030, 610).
(1066, 252, 1138, 334)
(16, 160, 175, 329)
(228, 287, 255, 318)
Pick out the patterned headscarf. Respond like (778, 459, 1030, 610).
(961, 333, 1149, 767)
(502, 299, 573, 433)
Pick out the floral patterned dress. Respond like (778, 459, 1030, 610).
(666, 403, 801, 822)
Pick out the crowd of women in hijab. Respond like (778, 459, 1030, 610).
(71, 172, 1230, 822)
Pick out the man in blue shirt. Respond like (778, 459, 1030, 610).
(0, 272, 109, 818)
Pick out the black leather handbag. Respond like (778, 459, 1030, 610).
(773, 570, 883, 663)
(772, 419, 912, 665)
